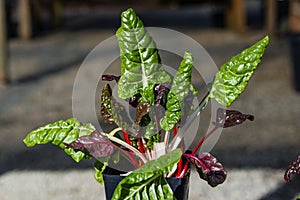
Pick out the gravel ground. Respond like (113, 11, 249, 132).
(0, 9, 300, 199)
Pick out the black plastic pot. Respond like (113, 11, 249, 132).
(103, 173, 190, 200)
(289, 34, 300, 91)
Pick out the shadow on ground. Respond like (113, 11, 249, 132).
(260, 176, 300, 200)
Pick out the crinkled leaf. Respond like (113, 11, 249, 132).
(66, 131, 114, 158)
(161, 51, 198, 131)
(112, 148, 182, 200)
(160, 90, 181, 131)
(146, 132, 161, 150)
(154, 82, 171, 108)
(131, 148, 182, 174)
(116, 8, 171, 104)
(23, 118, 95, 162)
(113, 173, 174, 200)
(284, 155, 300, 183)
(101, 84, 134, 133)
(94, 160, 108, 185)
(214, 108, 254, 128)
(135, 102, 151, 128)
(135, 103, 159, 141)
(69, 130, 141, 169)
(184, 152, 227, 187)
(100, 84, 115, 125)
(111, 97, 132, 133)
(209, 36, 269, 106)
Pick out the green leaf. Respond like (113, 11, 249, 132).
(94, 160, 108, 185)
(23, 118, 96, 162)
(146, 131, 161, 150)
(111, 96, 131, 131)
(111, 148, 182, 200)
(209, 36, 269, 106)
(116, 8, 171, 104)
(161, 51, 198, 131)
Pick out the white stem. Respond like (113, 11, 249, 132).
(164, 130, 170, 146)
(108, 127, 122, 136)
(142, 138, 152, 160)
(105, 133, 148, 164)
(153, 142, 166, 160)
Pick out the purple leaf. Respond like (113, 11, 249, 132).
(66, 131, 114, 159)
(153, 83, 171, 131)
(129, 93, 142, 108)
(102, 74, 120, 82)
(284, 155, 300, 182)
(100, 84, 115, 125)
(184, 153, 227, 187)
(135, 102, 151, 126)
(66, 131, 141, 168)
(215, 108, 254, 128)
(154, 82, 171, 108)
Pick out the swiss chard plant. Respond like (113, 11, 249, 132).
(23, 8, 269, 200)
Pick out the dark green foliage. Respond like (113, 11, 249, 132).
(209, 36, 269, 106)
(23, 118, 95, 162)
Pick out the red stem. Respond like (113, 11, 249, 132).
(173, 125, 178, 136)
(122, 130, 133, 153)
(192, 126, 218, 154)
(178, 163, 189, 178)
(138, 138, 145, 153)
(122, 130, 131, 145)
(178, 126, 219, 178)
(119, 130, 141, 167)
(173, 125, 184, 177)
(175, 158, 183, 177)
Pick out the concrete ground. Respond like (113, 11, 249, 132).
(0, 169, 295, 200)
(0, 7, 300, 200)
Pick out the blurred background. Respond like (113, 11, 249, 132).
(0, 0, 300, 199)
